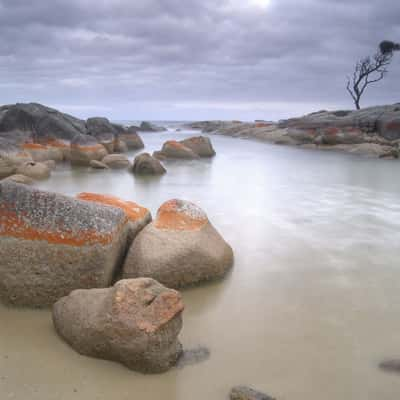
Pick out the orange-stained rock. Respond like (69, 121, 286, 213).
(52, 278, 184, 373)
(179, 136, 216, 157)
(122, 199, 233, 289)
(0, 181, 130, 306)
(22, 142, 64, 162)
(155, 199, 208, 231)
(77, 192, 152, 244)
(255, 122, 273, 128)
(70, 135, 108, 166)
(154, 140, 199, 160)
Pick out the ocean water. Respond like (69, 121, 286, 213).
(1, 130, 400, 399)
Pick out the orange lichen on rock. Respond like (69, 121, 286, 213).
(255, 122, 272, 128)
(0, 205, 120, 246)
(112, 281, 184, 334)
(154, 199, 208, 231)
(22, 143, 48, 150)
(47, 139, 70, 148)
(77, 193, 149, 222)
(164, 140, 187, 150)
(71, 143, 104, 152)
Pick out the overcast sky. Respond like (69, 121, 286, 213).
(0, 0, 399, 121)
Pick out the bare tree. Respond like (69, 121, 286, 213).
(346, 41, 399, 110)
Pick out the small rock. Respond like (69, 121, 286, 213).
(101, 154, 131, 169)
(16, 161, 51, 180)
(131, 153, 166, 175)
(379, 359, 400, 373)
(90, 160, 109, 169)
(176, 346, 210, 368)
(230, 386, 275, 400)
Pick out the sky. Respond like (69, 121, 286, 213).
(0, 0, 399, 121)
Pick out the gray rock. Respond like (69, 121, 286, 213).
(1, 174, 34, 185)
(139, 121, 167, 132)
(118, 131, 144, 150)
(131, 153, 166, 175)
(122, 199, 234, 289)
(379, 359, 400, 373)
(86, 117, 117, 142)
(230, 386, 275, 400)
(52, 278, 184, 373)
(0, 154, 17, 178)
(176, 346, 210, 368)
(0, 182, 129, 307)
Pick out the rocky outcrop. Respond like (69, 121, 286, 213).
(52, 278, 184, 373)
(21, 142, 64, 162)
(122, 199, 234, 289)
(86, 117, 117, 142)
(154, 141, 199, 160)
(70, 134, 107, 166)
(15, 161, 51, 180)
(131, 153, 166, 175)
(0, 182, 129, 307)
(139, 121, 167, 132)
(101, 154, 131, 169)
(180, 136, 216, 157)
(76, 192, 151, 245)
(230, 386, 275, 400)
(0, 103, 87, 142)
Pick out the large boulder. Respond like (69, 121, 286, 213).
(180, 136, 216, 157)
(86, 117, 117, 141)
(76, 192, 151, 245)
(101, 154, 131, 169)
(70, 134, 107, 166)
(154, 141, 199, 160)
(122, 199, 234, 288)
(0, 103, 87, 142)
(52, 278, 184, 373)
(131, 153, 166, 175)
(15, 160, 51, 180)
(0, 182, 129, 306)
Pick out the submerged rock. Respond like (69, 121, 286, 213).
(52, 278, 184, 373)
(90, 160, 109, 169)
(0, 182, 129, 307)
(379, 359, 400, 373)
(176, 346, 210, 368)
(230, 386, 275, 400)
(180, 136, 216, 157)
(101, 154, 131, 169)
(122, 199, 234, 289)
(131, 153, 166, 175)
(154, 141, 199, 160)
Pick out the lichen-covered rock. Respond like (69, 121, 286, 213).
(101, 154, 131, 169)
(179, 136, 216, 157)
(2, 174, 34, 185)
(90, 160, 109, 169)
(21, 143, 64, 162)
(16, 161, 51, 180)
(52, 278, 184, 373)
(230, 386, 275, 400)
(0, 182, 129, 307)
(70, 134, 108, 166)
(76, 192, 151, 245)
(155, 141, 199, 160)
(122, 199, 233, 288)
(317, 127, 364, 145)
(113, 138, 129, 153)
(131, 153, 166, 175)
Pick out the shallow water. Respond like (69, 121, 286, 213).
(1, 131, 400, 399)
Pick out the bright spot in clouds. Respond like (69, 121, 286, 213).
(249, 0, 271, 8)
(227, 0, 271, 10)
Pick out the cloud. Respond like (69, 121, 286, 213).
(0, 0, 399, 120)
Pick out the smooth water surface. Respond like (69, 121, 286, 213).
(1, 131, 400, 399)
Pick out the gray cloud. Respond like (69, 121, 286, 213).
(0, 0, 399, 121)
